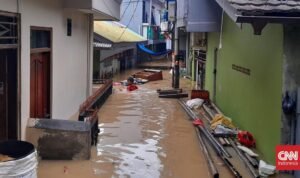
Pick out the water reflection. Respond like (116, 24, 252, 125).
(94, 86, 168, 178)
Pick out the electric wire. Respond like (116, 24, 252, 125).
(121, 0, 132, 19)
(117, 0, 140, 41)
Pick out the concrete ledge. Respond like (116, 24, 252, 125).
(28, 118, 90, 132)
(28, 118, 91, 160)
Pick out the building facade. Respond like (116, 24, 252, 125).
(205, 15, 283, 163)
(204, 0, 300, 167)
(93, 21, 146, 80)
(174, 0, 221, 86)
(0, 0, 120, 140)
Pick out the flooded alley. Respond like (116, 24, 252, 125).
(37, 70, 211, 178)
(2, 0, 300, 177)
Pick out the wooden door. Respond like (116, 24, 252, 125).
(0, 49, 18, 140)
(30, 52, 50, 118)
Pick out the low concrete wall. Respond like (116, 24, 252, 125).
(28, 118, 91, 160)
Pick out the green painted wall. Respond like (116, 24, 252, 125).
(205, 15, 283, 164)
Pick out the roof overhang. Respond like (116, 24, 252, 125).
(215, 0, 300, 35)
(94, 21, 147, 43)
(64, 0, 120, 21)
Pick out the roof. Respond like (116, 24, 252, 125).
(94, 21, 147, 43)
(216, 0, 300, 20)
(93, 36, 112, 49)
(215, 0, 300, 34)
(228, 0, 300, 15)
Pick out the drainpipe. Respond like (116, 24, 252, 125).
(213, 48, 218, 103)
(17, 0, 20, 13)
(87, 14, 93, 97)
(173, 0, 180, 89)
(17, 0, 22, 139)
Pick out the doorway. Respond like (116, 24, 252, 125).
(30, 27, 51, 118)
(0, 12, 19, 140)
(0, 49, 18, 140)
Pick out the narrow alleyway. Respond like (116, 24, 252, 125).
(36, 68, 293, 178)
(38, 70, 213, 178)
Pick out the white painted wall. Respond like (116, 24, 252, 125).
(0, 0, 92, 140)
(113, 58, 120, 73)
(0, 0, 18, 13)
(99, 58, 123, 78)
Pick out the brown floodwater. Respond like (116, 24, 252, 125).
(36, 69, 294, 178)
(37, 69, 212, 178)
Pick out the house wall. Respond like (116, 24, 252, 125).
(99, 58, 120, 78)
(63, 0, 120, 20)
(92, 0, 120, 20)
(0, 0, 18, 12)
(186, 0, 221, 32)
(205, 15, 283, 163)
(0, 0, 91, 140)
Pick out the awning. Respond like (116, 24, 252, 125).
(94, 21, 147, 43)
(93, 42, 112, 48)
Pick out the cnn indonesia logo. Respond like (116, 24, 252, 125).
(276, 145, 300, 170)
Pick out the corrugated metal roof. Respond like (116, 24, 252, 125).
(94, 21, 147, 43)
(227, 0, 300, 14)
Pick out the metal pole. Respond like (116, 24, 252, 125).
(178, 99, 242, 178)
(178, 99, 231, 158)
(213, 48, 218, 103)
(195, 127, 219, 178)
(229, 139, 260, 178)
(174, 56, 180, 88)
(171, 0, 179, 88)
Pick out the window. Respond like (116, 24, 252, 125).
(0, 14, 18, 45)
(30, 30, 51, 49)
(142, 1, 147, 23)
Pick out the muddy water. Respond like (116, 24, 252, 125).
(38, 70, 210, 178)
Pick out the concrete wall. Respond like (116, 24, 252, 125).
(99, 58, 120, 77)
(92, 0, 120, 20)
(205, 15, 283, 163)
(0, 0, 92, 140)
(186, 0, 221, 32)
(63, 0, 120, 20)
(0, 0, 18, 12)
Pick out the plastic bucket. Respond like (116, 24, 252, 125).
(0, 140, 38, 178)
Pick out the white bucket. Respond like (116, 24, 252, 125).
(0, 150, 38, 178)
